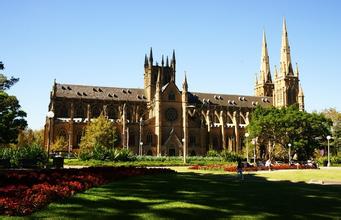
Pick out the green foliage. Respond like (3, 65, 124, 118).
(51, 135, 68, 152)
(0, 144, 47, 168)
(0, 91, 27, 145)
(109, 148, 136, 162)
(220, 150, 242, 162)
(17, 128, 44, 148)
(79, 114, 117, 153)
(0, 73, 19, 91)
(92, 144, 110, 160)
(0, 70, 27, 146)
(206, 149, 220, 157)
(316, 156, 341, 166)
(248, 106, 332, 160)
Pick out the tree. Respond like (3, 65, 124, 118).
(322, 108, 341, 155)
(17, 128, 44, 148)
(51, 135, 68, 152)
(79, 114, 118, 152)
(0, 68, 27, 146)
(248, 106, 332, 160)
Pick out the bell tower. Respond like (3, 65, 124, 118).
(144, 48, 176, 101)
(273, 18, 302, 109)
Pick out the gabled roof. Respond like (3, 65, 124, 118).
(188, 92, 272, 108)
(53, 83, 272, 108)
(54, 83, 147, 102)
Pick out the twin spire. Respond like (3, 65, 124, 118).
(257, 17, 298, 85)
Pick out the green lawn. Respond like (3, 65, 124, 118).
(3, 168, 340, 219)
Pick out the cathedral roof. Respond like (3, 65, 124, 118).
(188, 92, 273, 108)
(54, 83, 272, 108)
(54, 83, 147, 102)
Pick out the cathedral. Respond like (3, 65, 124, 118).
(44, 19, 304, 156)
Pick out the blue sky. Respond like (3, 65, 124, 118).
(1, 0, 340, 129)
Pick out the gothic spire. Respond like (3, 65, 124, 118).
(295, 63, 299, 78)
(260, 31, 272, 83)
(161, 55, 164, 66)
(156, 68, 161, 93)
(171, 50, 176, 66)
(144, 54, 148, 67)
(149, 47, 153, 67)
(166, 56, 169, 67)
(280, 17, 292, 76)
(182, 71, 188, 91)
(298, 83, 304, 97)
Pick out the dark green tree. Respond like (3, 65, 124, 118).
(248, 106, 332, 160)
(0, 63, 27, 146)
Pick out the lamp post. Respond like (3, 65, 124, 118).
(288, 143, 292, 165)
(139, 117, 143, 156)
(326, 135, 331, 167)
(251, 138, 256, 166)
(47, 111, 55, 164)
(245, 133, 249, 163)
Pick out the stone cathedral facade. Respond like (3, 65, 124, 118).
(44, 19, 304, 156)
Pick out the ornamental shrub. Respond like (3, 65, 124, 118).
(220, 150, 242, 162)
(206, 149, 220, 157)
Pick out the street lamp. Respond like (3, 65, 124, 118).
(139, 117, 143, 156)
(47, 111, 55, 164)
(251, 138, 257, 166)
(288, 143, 292, 165)
(326, 135, 331, 167)
(245, 133, 249, 163)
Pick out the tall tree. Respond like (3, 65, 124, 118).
(322, 108, 341, 154)
(79, 114, 117, 152)
(0, 62, 27, 146)
(248, 106, 332, 160)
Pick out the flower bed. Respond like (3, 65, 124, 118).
(189, 164, 317, 172)
(0, 167, 175, 216)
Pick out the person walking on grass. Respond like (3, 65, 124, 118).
(237, 158, 244, 180)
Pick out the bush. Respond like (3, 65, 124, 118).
(0, 144, 47, 168)
(206, 149, 220, 157)
(92, 145, 110, 160)
(78, 149, 93, 161)
(220, 150, 242, 162)
(109, 148, 136, 162)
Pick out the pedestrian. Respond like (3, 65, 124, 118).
(237, 158, 244, 180)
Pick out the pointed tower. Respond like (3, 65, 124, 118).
(255, 31, 274, 97)
(274, 18, 301, 108)
(182, 72, 188, 161)
(144, 48, 176, 101)
(298, 83, 305, 111)
(149, 47, 153, 67)
(171, 50, 176, 81)
(154, 69, 162, 156)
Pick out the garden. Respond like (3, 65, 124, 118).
(0, 166, 175, 216)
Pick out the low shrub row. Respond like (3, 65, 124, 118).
(0, 166, 176, 216)
(316, 156, 341, 166)
(189, 164, 318, 172)
(0, 144, 47, 168)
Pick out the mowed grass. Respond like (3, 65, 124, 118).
(3, 168, 341, 220)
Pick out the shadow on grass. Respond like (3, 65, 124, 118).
(30, 172, 341, 219)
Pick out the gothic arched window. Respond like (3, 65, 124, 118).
(146, 132, 153, 145)
(59, 104, 69, 118)
(189, 135, 196, 147)
(107, 106, 117, 119)
(75, 105, 85, 118)
(92, 105, 101, 118)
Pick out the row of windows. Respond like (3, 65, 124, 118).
(56, 104, 142, 121)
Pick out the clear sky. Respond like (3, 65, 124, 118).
(1, 0, 340, 130)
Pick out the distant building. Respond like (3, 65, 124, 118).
(44, 19, 304, 156)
